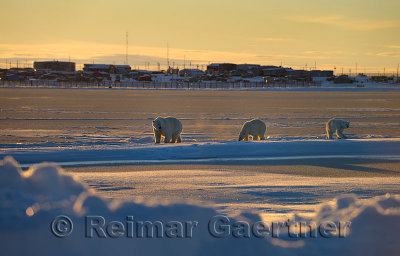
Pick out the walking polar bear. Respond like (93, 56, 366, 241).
(153, 116, 182, 143)
(238, 119, 266, 141)
(326, 118, 350, 139)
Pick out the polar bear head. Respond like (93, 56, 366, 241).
(342, 120, 350, 129)
(238, 130, 248, 141)
(152, 117, 163, 131)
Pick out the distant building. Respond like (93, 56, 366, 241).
(237, 64, 262, 76)
(207, 63, 237, 74)
(334, 75, 354, 84)
(179, 69, 204, 77)
(237, 64, 261, 71)
(311, 70, 334, 77)
(114, 65, 131, 74)
(370, 76, 389, 83)
(83, 64, 111, 73)
(34, 61, 75, 72)
(262, 66, 287, 77)
(286, 69, 311, 79)
(83, 64, 131, 74)
(166, 67, 179, 74)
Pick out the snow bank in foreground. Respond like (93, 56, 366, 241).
(1, 157, 400, 256)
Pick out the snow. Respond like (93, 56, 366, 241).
(2, 138, 400, 168)
(1, 88, 400, 254)
(74, 168, 400, 221)
(1, 157, 400, 256)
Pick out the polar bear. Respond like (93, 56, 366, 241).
(326, 118, 350, 139)
(238, 119, 266, 141)
(153, 116, 183, 143)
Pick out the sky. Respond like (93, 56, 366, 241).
(1, 0, 399, 73)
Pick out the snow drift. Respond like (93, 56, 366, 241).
(1, 157, 400, 256)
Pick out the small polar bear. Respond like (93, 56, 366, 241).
(326, 118, 350, 139)
(238, 119, 266, 141)
(152, 116, 183, 143)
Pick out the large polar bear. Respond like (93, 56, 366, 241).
(326, 118, 350, 139)
(152, 116, 183, 143)
(238, 119, 266, 141)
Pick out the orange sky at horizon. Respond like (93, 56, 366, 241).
(1, 0, 399, 73)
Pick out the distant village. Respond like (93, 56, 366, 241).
(0, 61, 398, 87)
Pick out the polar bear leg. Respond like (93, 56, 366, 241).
(244, 135, 249, 141)
(259, 133, 265, 140)
(154, 131, 162, 144)
(164, 135, 172, 143)
(326, 128, 333, 139)
(337, 130, 347, 139)
(171, 133, 178, 143)
(172, 132, 182, 143)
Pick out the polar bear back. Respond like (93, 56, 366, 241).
(239, 119, 266, 141)
(326, 118, 349, 131)
(162, 117, 183, 133)
(153, 116, 182, 135)
(242, 119, 266, 132)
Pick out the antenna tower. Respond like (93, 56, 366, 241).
(167, 42, 170, 70)
(125, 32, 129, 65)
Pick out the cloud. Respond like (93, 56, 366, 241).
(287, 15, 399, 31)
(293, 15, 343, 25)
(376, 52, 400, 57)
(386, 45, 400, 49)
(0, 41, 328, 68)
(303, 50, 344, 55)
(252, 37, 300, 42)
(255, 54, 328, 60)
(0, 41, 396, 71)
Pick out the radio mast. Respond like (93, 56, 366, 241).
(167, 42, 170, 70)
(125, 32, 129, 65)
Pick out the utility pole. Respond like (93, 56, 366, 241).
(355, 62, 358, 76)
(125, 32, 129, 65)
(167, 42, 170, 71)
(183, 55, 186, 69)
